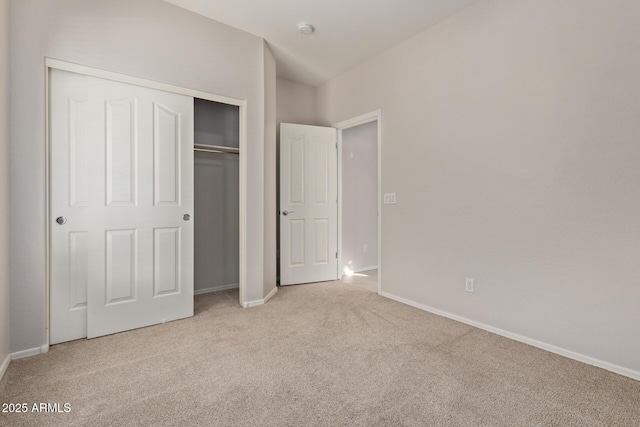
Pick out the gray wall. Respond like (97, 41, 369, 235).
(0, 0, 10, 371)
(276, 77, 317, 129)
(194, 152, 239, 293)
(317, 0, 640, 375)
(342, 121, 378, 273)
(194, 99, 240, 148)
(9, 0, 274, 353)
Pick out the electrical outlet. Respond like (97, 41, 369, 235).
(364, 244, 368, 253)
(465, 278, 475, 293)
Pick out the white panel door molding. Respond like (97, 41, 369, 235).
(280, 123, 338, 285)
(50, 69, 194, 343)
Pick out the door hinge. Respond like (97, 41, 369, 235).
(336, 252, 338, 259)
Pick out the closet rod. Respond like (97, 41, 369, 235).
(194, 143, 239, 155)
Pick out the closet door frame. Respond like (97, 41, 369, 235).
(45, 58, 248, 346)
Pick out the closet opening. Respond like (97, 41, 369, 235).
(193, 98, 240, 302)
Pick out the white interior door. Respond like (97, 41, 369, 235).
(280, 123, 338, 285)
(50, 69, 194, 342)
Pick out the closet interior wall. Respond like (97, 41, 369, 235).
(194, 99, 240, 294)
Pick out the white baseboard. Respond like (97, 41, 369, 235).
(0, 353, 10, 381)
(194, 283, 239, 295)
(354, 266, 378, 273)
(243, 286, 278, 308)
(264, 286, 278, 304)
(10, 344, 49, 361)
(380, 291, 640, 382)
(339, 266, 379, 280)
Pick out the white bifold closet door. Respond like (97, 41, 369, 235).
(50, 69, 194, 343)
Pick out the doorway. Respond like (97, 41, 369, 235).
(277, 110, 382, 294)
(193, 99, 240, 296)
(335, 111, 382, 295)
(339, 120, 378, 293)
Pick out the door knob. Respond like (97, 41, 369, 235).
(183, 214, 190, 221)
(282, 210, 294, 216)
(56, 216, 67, 225)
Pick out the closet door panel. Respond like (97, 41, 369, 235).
(69, 97, 89, 207)
(105, 98, 137, 206)
(86, 76, 194, 339)
(68, 231, 89, 310)
(154, 103, 181, 207)
(50, 69, 89, 344)
(154, 227, 181, 296)
(105, 229, 137, 304)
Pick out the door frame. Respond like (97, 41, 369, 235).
(333, 110, 382, 295)
(45, 58, 249, 347)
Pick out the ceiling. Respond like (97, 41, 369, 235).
(163, 0, 480, 87)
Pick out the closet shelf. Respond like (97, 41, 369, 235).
(194, 143, 239, 155)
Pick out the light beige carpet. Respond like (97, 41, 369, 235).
(1, 278, 639, 426)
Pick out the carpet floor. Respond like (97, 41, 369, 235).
(1, 274, 639, 426)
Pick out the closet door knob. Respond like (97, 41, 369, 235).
(183, 214, 190, 221)
(282, 210, 294, 216)
(56, 216, 67, 225)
